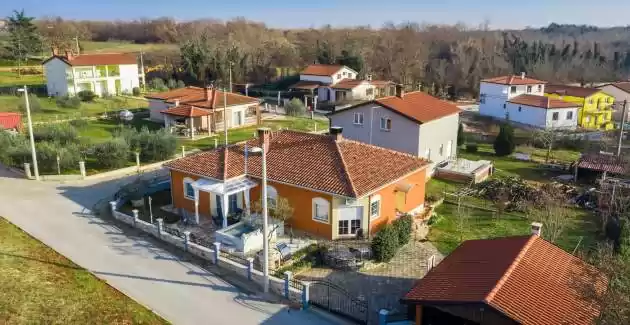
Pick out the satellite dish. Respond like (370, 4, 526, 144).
(119, 110, 134, 122)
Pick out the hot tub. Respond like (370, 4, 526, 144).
(215, 221, 264, 254)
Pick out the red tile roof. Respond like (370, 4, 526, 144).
(289, 81, 322, 90)
(161, 105, 212, 117)
(43, 53, 138, 66)
(546, 84, 604, 98)
(146, 86, 259, 110)
(0, 112, 21, 130)
(332, 91, 460, 124)
(331, 79, 367, 90)
(607, 81, 630, 94)
(482, 75, 547, 85)
(577, 153, 630, 174)
(404, 235, 607, 325)
(301, 64, 346, 77)
(508, 94, 578, 109)
(164, 130, 429, 197)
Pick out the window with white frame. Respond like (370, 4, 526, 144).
(370, 195, 381, 219)
(567, 111, 574, 120)
(380, 117, 392, 131)
(267, 185, 278, 208)
(526, 85, 532, 93)
(337, 73, 341, 79)
(338, 219, 361, 235)
(537, 85, 542, 92)
(510, 86, 517, 94)
(312, 197, 330, 223)
(183, 177, 195, 200)
(353, 112, 364, 125)
(350, 220, 361, 234)
(552, 112, 559, 121)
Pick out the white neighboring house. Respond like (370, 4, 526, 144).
(598, 82, 630, 123)
(43, 50, 140, 97)
(479, 73, 547, 119)
(506, 94, 579, 129)
(328, 87, 461, 172)
(289, 64, 395, 106)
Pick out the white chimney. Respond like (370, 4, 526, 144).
(521, 72, 526, 79)
(367, 74, 373, 82)
(174, 99, 180, 107)
(531, 222, 542, 236)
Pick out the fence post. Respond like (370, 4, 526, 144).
(132, 209, 139, 227)
(23, 163, 32, 179)
(109, 201, 117, 217)
(156, 218, 164, 237)
(213, 242, 221, 265)
(135, 152, 140, 168)
(214, 138, 218, 148)
(79, 161, 86, 179)
(379, 309, 389, 325)
(284, 271, 292, 299)
(183, 231, 191, 252)
(247, 257, 254, 281)
(302, 282, 310, 310)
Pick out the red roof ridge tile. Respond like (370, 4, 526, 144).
(222, 147, 229, 180)
(333, 140, 359, 197)
(485, 235, 537, 304)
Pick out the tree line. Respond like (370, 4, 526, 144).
(4, 12, 630, 97)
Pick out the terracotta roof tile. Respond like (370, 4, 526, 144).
(164, 130, 428, 197)
(331, 79, 367, 90)
(301, 64, 346, 76)
(404, 236, 607, 325)
(577, 153, 630, 174)
(44, 53, 137, 66)
(508, 94, 578, 109)
(546, 84, 603, 98)
(482, 75, 547, 85)
(0, 112, 21, 130)
(161, 105, 212, 117)
(289, 81, 322, 90)
(146, 86, 259, 109)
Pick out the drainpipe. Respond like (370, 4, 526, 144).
(368, 106, 374, 145)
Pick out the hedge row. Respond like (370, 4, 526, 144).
(371, 214, 414, 262)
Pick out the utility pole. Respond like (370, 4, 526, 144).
(617, 100, 628, 156)
(223, 86, 228, 146)
(74, 36, 80, 55)
(140, 51, 146, 92)
(21, 85, 39, 180)
(229, 62, 233, 93)
(261, 136, 269, 293)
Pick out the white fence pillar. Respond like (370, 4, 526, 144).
(79, 161, 86, 179)
(109, 201, 117, 217)
(213, 242, 221, 264)
(132, 209, 139, 227)
(156, 218, 164, 237)
(302, 282, 310, 309)
(183, 231, 191, 252)
(24, 163, 32, 179)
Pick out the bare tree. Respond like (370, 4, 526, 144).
(526, 185, 575, 243)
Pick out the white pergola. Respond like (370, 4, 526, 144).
(191, 177, 258, 228)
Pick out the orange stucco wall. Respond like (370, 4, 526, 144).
(170, 170, 211, 216)
(369, 168, 426, 235)
(250, 180, 334, 240)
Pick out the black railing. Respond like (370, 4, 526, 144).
(219, 250, 250, 266)
(288, 278, 304, 291)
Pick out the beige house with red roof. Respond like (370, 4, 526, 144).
(43, 50, 140, 97)
(146, 86, 260, 136)
(403, 231, 607, 325)
(329, 88, 461, 171)
(290, 64, 395, 106)
(163, 127, 429, 240)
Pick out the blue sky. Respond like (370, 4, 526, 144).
(6, 0, 630, 29)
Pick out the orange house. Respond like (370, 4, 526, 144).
(164, 127, 429, 240)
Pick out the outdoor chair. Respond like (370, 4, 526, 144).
(276, 242, 292, 262)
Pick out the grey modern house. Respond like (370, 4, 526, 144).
(328, 88, 461, 174)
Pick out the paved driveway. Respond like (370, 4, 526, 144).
(0, 168, 331, 325)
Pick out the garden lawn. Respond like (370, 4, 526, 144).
(0, 95, 148, 123)
(428, 202, 599, 256)
(180, 117, 329, 150)
(0, 217, 168, 325)
(459, 143, 576, 183)
(0, 70, 45, 87)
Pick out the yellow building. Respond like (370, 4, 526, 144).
(545, 85, 615, 130)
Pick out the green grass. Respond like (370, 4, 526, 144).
(427, 202, 599, 255)
(0, 95, 148, 123)
(0, 70, 45, 87)
(81, 41, 177, 54)
(179, 117, 329, 150)
(0, 218, 168, 325)
(459, 143, 574, 182)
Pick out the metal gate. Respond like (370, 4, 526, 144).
(309, 280, 369, 324)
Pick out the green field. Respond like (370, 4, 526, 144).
(81, 41, 177, 54)
(0, 218, 168, 325)
(0, 71, 45, 87)
(0, 95, 148, 123)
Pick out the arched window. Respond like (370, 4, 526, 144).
(183, 177, 195, 200)
(312, 197, 330, 223)
(267, 185, 278, 208)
